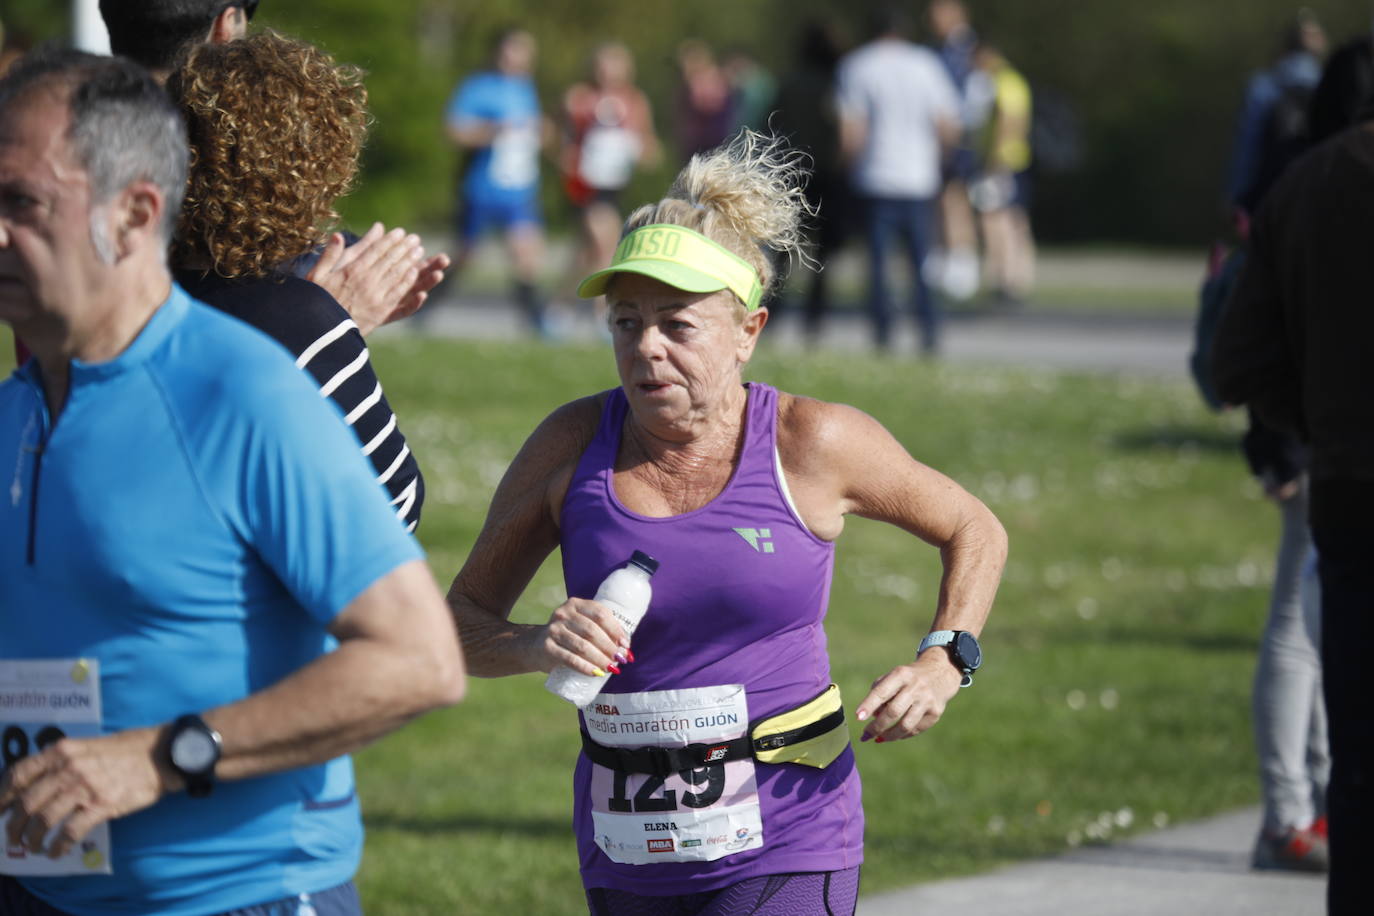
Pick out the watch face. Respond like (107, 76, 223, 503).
(954, 631, 983, 670)
(171, 729, 219, 772)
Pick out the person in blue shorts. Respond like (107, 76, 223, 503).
(445, 27, 551, 336)
(0, 50, 466, 916)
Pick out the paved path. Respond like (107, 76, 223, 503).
(413, 296, 1195, 379)
(857, 806, 1324, 916)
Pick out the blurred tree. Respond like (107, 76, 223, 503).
(3, 0, 1370, 245)
(2, 0, 68, 55)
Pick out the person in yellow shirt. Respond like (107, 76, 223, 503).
(970, 42, 1035, 306)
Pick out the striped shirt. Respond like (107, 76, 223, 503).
(175, 270, 425, 531)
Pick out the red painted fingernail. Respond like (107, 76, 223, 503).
(606, 664, 621, 675)
(626, 649, 636, 664)
(874, 736, 886, 744)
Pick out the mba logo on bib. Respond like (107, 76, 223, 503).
(733, 527, 774, 554)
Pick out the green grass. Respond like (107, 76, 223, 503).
(2, 325, 1272, 912)
(354, 336, 1268, 912)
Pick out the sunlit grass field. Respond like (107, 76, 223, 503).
(1, 326, 1273, 913)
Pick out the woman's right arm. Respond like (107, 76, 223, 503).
(447, 395, 629, 678)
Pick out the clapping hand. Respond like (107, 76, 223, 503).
(307, 222, 451, 336)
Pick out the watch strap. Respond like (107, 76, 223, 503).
(918, 630, 974, 688)
(918, 630, 957, 653)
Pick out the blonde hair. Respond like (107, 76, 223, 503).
(622, 130, 813, 313)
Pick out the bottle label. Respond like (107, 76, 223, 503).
(584, 684, 763, 864)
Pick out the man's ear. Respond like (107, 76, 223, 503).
(110, 181, 166, 262)
(208, 5, 248, 45)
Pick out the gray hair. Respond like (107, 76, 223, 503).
(0, 47, 188, 257)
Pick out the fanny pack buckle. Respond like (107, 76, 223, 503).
(753, 734, 789, 751)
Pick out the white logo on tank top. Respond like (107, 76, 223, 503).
(732, 527, 775, 553)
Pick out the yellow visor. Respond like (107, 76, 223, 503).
(577, 223, 763, 311)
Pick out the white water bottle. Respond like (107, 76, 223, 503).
(545, 551, 659, 707)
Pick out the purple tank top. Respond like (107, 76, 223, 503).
(561, 382, 864, 894)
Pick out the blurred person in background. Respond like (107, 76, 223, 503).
(1227, 8, 1328, 229)
(1238, 431, 1327, 874)
(1201, 12, 1334, 878)
(925, 0, 983, 302)
(675, 39, 736, 160)
(562, 41, 660, 325)
(838, 3, 960, 354)
(168, 32, 430, 532)
(724, 47, 777, 134)
(445, 27, 552, 337)
(446, 130, 1005, 916)
(770, 19, 852, 344)
(969, 41, 1035, 308)
(1211, 35, 1374, 913)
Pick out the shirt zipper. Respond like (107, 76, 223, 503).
(26, 438, 43, 566)
(18, 373, 51, 567)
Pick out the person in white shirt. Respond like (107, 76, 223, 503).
(838, 4, 960, 354)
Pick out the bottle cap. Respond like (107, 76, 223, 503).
(628, 551, 660, 576)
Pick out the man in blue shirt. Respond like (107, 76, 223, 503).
(0, 50, 466, 916)
(444, 28, 550, 336)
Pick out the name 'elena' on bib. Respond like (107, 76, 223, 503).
(0, 658, 113, 876)
(585, 684, 763, 866)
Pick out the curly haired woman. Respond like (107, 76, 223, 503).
(168, 31, 433, 531)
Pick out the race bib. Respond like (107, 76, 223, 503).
(490, 122, 539, 190)
(0, 659, 113, 876)
(579, 124, 639, 190)
(585, 684, 763, 865)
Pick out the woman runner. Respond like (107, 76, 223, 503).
(447, 131, 1006, 915)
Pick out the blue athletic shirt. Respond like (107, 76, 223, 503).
(446, 70, 542, 201)
(0, 284, 422, 915)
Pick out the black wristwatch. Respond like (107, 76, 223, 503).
(918, 630, 984, 688)
(166, 714, 222, 798)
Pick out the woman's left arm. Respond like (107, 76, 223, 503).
(784, 397, 1008, 743)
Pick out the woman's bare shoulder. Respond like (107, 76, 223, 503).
(531, 392, 607, 456)
(775, 391, 885, 463)
(522, 392, 611, 523)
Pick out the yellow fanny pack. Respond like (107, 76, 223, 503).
(750, 683, 848, 768)
(580, 684, 850, 776)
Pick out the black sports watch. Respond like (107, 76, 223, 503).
(166, 714, 222, 798)
(918, 630, 983, 688)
